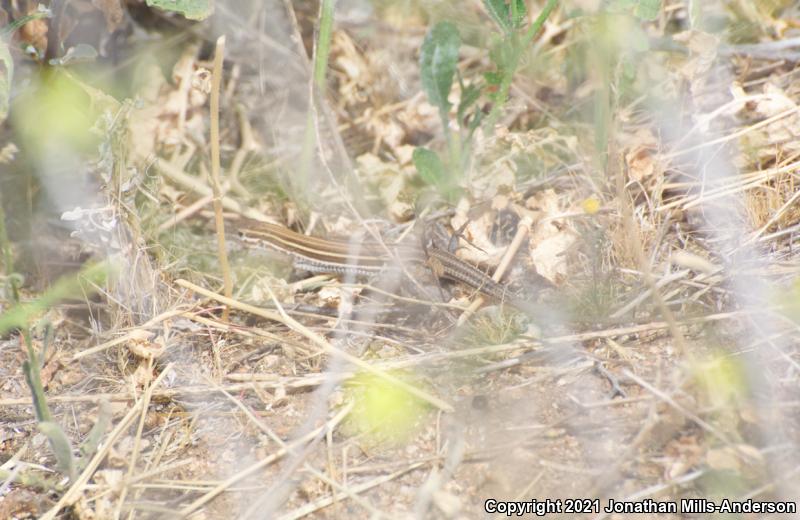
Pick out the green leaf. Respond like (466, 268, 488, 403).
(23, 359, 51, 423)
(145, 0, 214, 20)
(484, 0, 511, 32)
(419, 21, 461, 115)
(0, 7, 52, 38)
(0, 261, 113, 336)
(39, 422, 76, 480)
(622, 58, 637, 81)
(413, 147, 447, 188)
(0, 39, 11, 125)
(510, 0, 528, 29)
(485, 0, 527, 31)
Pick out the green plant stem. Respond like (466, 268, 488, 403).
(313, 0, 336, 90)
(22, 332, 52, 422)
(299, 0, 337, 202)
(23, 361, 52, 421)
(0, 260, 112, 335)
(486, 0, 559, 128)
(0, 9, 52, 38)
(0, 204, 19, 303)
(521, 0, 559, 50)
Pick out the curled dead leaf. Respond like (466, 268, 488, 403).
(19, 10, 48, 52)
(450, 199, 505, 266)
(624, 128, 661, 183)
(355, 151, 415, 221)
(128, 46, 208, 165)
(131, 364, 154, 387)
(318, 285, 343, 305)
(734, 83, 800, 165)
(526, 190, 575, 285)
(127, 334, 166, 360)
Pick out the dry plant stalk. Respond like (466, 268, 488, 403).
(615, 152, 688, 357)
(209, 35, 233, 320)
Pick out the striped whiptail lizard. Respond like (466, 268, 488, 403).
(235, 218, 534, 310)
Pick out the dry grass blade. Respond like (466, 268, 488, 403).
(175, 278, 454, 412)
(39, 364, 175, 520)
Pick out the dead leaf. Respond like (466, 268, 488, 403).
(355, 151, 415, 221)
(93, 468, 124, 494)
(37, 350, 64, 388)
(734, 83, 800, 165)
(624, 128, 661, 183)
(491, 194, 510, 211)
(706, 444, 764, 476)
(450, 199, 506, 266)
(128, 45, 208, 165)
(333, 31, 372, 104)
(318, 285, 343, 305)
(131, 363, 154, 387)
(127, 334, 166, 360)
(109, 436, 151, 467)
(0, 488, 44, 519)
(526, 190, 576, 285)
(0, 142, 18, 163)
